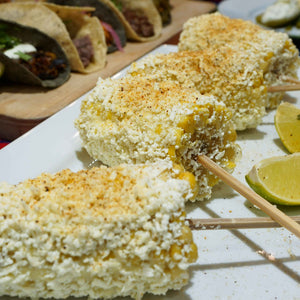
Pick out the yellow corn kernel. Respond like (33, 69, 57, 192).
(261, 51, 274, 72)
(265, 51, 274, 61)
(155, 124, 162, 134)
(180, 210, 186, 219)
(262, 85, 268, 94)
(169, 244, 182, 261)
(224, 147, 237, 161)
(207, 174, 219, 186)
(173, 163, 185, 173)
(252, 75, 264, 88)
(177, 115, 196, 134)
(106, 111, 113, 120)
(105, 251, 115, 260)
(178, 225, 193, 243)
(284, 40, 294, 52)
(130, 71, 138, 77)
(81, 101, 94, 112)
(168, 146, 176, 161)
(194, 105, 209, 112)
(194, 106, 209, 118)
(177, 171, 196, 191)
(170, 212, 186, 224)
(214, 105, 225, 114)
(224, 129, 237, 142)
(187, 242, 198, 263)
(177, 171, 199, 200)
(225, 160, 236, 169)
(168, 266, 187, 281)
(175, 128, 184, 145)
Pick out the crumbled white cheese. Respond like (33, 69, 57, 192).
(0, 163, 197, 299)
(4, 43, 36, 59)
(178, 12, 300, 109)
(75, 77, 240, 201)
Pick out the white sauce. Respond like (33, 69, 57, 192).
(4, 43, 36, 59)
(261, 0, 300, 24)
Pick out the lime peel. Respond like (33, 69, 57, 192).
(274, 102, 300, 153)
(245, 153, 300, 206)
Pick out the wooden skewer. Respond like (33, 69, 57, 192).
(197, 155, 300, 239)
(268, 84, 300, 93)
(187, 216, 300, 230)
(267, 76, 300, 92)
(281, 76, 300, 84)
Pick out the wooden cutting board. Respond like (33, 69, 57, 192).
(0, 0, 216, 141)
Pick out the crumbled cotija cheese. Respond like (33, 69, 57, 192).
(178, 12, 300, 108)
(0, 162, 198, 299)
(128, 48, 268, 130)
(75, 77, 240, 200)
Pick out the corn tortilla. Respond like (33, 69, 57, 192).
(0, 2, 107, 73)
(104, 0, 162, 42)
(47, 0, 127, 53)
(0, 18, 70, 87)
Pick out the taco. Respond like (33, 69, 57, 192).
(0, 19, 70, 88)
(153, 0, 172, 27)
(0, 2, 107, 73)
(105, 0, 162, 42)
(47, 0, 126, 53)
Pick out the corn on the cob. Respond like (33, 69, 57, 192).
(128, 47, 267, 130)
(75, 76, 240, 201)
(178, 12, 300, 109)
(0, 162, 197, 300)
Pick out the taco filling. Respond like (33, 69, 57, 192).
(122, 8, 154, 37)
(72, 34, 94, 68)
(0, 25, 67, 80)
(111, 0, 154, 37)
(100, 21, 124, 52)
(47, 0, 126, 53)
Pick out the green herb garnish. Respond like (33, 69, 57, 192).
(15, 51, 32, 61)
(297, 114, 300, 120)
(0, 34, 20, 50)
(0, 25, 21, 50)
(110, 0, 122, 11)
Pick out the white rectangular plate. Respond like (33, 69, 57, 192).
(0, 45, 300, 299)
(218, 0, 300, 38)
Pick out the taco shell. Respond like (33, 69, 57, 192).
(0, 2, 107, 73)
(0, 18, 71, 88)
(104, 0, 162, 42)
(47, 0, 127, 53)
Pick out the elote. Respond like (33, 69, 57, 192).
(0, 162, 198, 300)
(178, 12, 300, 109)
(75, 76, 240, 201)
(127, 47, 267, 130)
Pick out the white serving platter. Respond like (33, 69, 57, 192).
(0, 44, 300, 300)
(219, 0, 300, 38)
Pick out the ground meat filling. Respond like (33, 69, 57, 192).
(19, 51, 67, 80)
(72, 35, 94, 67)
(122, 8, 154, 37)
(1, 29, 67, 80)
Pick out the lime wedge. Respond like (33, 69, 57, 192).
(245, 153, 300, 206)
(275, 102, 300, 153)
